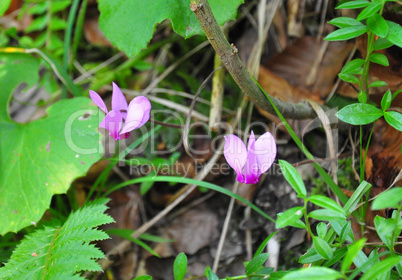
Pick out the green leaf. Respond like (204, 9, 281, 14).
(341, 238, 367, 273)
(339, 220, 355, 243)
(25, 14, 48, 32)
(50, 0, 71, 13)
(0, 199, 114, 279)
(386, 21, 402, 48)
(372, 187, 402, 209)
(360, 256, 402, 280)
(316, 222, 327, 239)
(308, 209, 346, 221)
(98, 0, 244, 57)
(245, 253, 269, 275)
(367, 14, 388, 37)
(373, 37, 394, 50)
(49, 17, 68, 31)
(374, 216, 396, 250)
(369, 80, 388, 88)
(338, 73, 360, 84)
(337, 0, 370, 9)
(276, 207, 304, 229)
(356, 2, 382, 21)
(173, 253, 187, 280)
(205, 266, 219, 280)
(313, 236, 333, 260)
(328, 17, 360, 28)
(28, 1, 48, 15)
(254, 232, 277, 258)
(0, 0, 12, 17)
(325, 25, 368, 41)
(299, 247, 322, 264)
(343, 181, 371, 217)
(341, 58, 365, 74)
(381, 90, 392, 111)
(370, 53, 389, 66)
(308, 195, 345, 215)
(282, 267, 343, 280)
(336, 103, 383, 125)
(278, 160, 307, 198)
(0, 53, 102, 235)
(133, 276, 152, 280)
(384, 111, 402, 131)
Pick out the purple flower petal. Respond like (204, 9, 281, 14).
(89, 90, 108, 114)
(99, 110, 123, 141)
(119, 103, 145, 134)
(111, 82, 128, 116)
(127, 96, 151, 128)
(243, 131, 259, 184)
(254, 131, 277, 174)
(224, 135, 247, 183)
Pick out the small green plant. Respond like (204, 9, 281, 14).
(0, 199, 114, 279)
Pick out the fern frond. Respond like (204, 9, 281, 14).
(0, 198, 114, 280)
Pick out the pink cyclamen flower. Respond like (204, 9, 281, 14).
(224, 131, 277, 184)
(89, 82, 151, 140)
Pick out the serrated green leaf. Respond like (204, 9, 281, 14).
(356, 2, 382, 21)
(337, 0, 370, 9)
(372, 187, 402, 209)
(360, 256, 402, 280)
(370, 53, 389, 66)
(367, 14, 388, 37)
(384, 111, 402, 131)
(313, 236, 333, 260)
(341, 58, 365, 74)
(370, 80, 388, 88)
(338, 73, 360, 84)
(276, 207, 304, 229)
(341, 238, 366, 273)
(282, 267, 343, 280)
(308, 195, 345, 215)
(336, 103, 383, 125)
(278, 160, 306, 198)
(0, 53, 102, 234)
(245, 253, 269, 275)
(373, 37, 394, 50)
(98, 0, 244, 57)
(328, 17, 361, 28)
(381, 90, 392, 111)
(325, 25, 368, 41)
(386, 21, 402, 48)
(173, 252, 187, 280)
(25, 14, 48, 32)
(308, 209, 346, 221)
(0, 199, 113, 279)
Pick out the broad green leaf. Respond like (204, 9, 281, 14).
(356, 2, 382, 21)
(278, 160, 306, 198)
(325, 25, 368, 41)
(369, 80, 388, 88)
(360, 256, 402, 280)
(245, 253, 269, 275)
(276, 207, 304, 229)
(308, 209, 346, 221)
(173, 253, 187, 280)
(0, 0, 12, 17)
(367, 14, 388, 37)
(381, 90, 392, 111)
(308, 195, 345, 215)
(49, 17, 68, 31)
(336, 0, 370, 9)
(205, 266, 219, 280)
(328, 17, 361, 28)
(282, 267, 343, 280)
(313, 236, 333, 260)
(316, 222, 327, 239)
(386, 21, 402, 48)
(0, 53, 102, 235)
(98, 0, 243, 57)
(254, 232, 277, 258)
(336, 103, 383, 125)
(384, 111, 402, 131)
(374, 216, 396, 250)
(370, 53, 389, 66)
(372, 187, 402, 209)
(338, 73, 360, 84)
(373, 37, 394, 50)
(341, 58, 365, 74)
(341, 238, 366, 273)
(25, 15, 48, 33)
